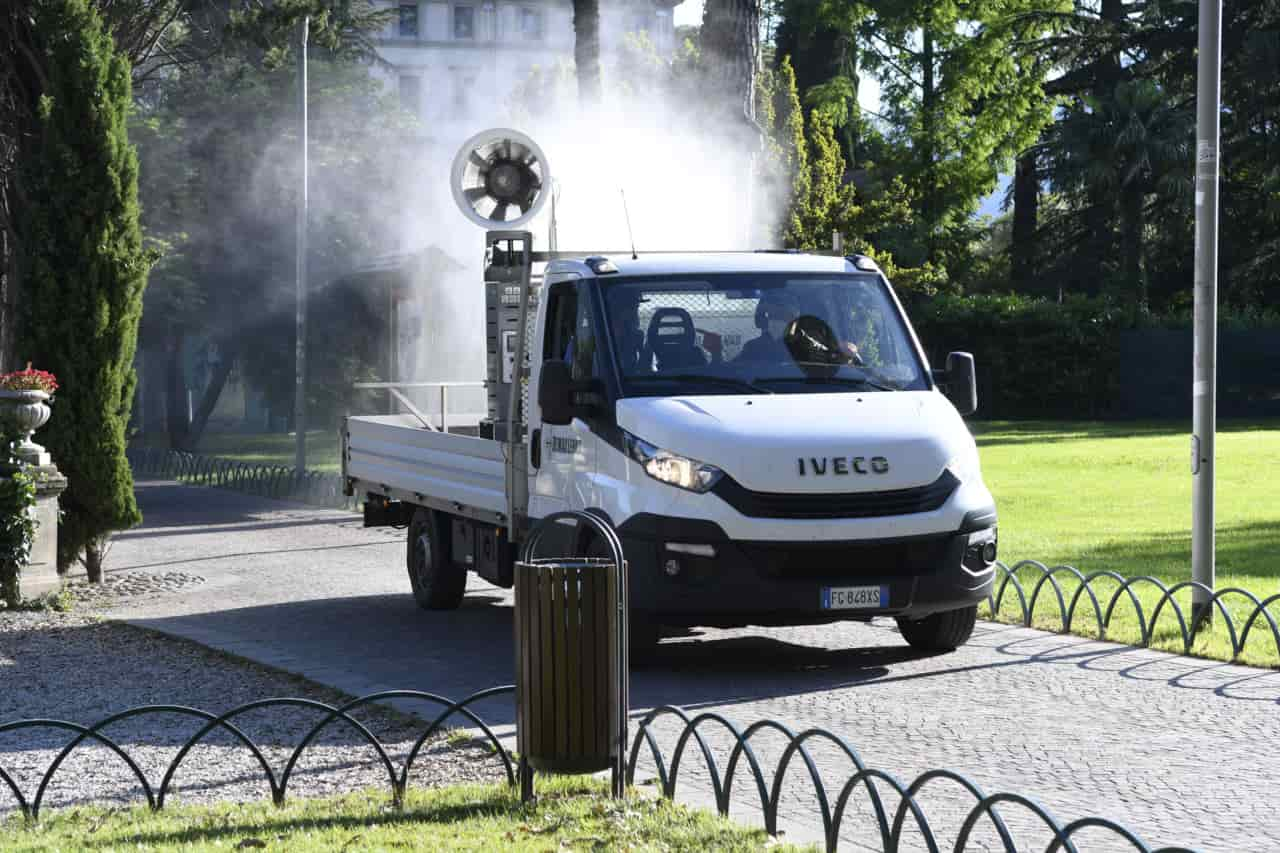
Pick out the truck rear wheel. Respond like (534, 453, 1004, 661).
(895, 605, 977, 651)
(407, 508, 465, 610)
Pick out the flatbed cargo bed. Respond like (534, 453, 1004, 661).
(344, 415, 509, 524)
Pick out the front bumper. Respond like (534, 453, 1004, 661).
(616, 512, 996, 628)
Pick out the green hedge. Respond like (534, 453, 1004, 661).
(908, 294, 1280, 419)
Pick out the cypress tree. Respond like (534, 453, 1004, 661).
(773, 56, 810, 248)
(16, 0, 148, 577)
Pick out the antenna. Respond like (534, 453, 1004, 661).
(549, 179, 560, 253)
(620, 189, 638, 260)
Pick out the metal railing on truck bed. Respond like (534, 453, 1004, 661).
(352, 381, 486, 433)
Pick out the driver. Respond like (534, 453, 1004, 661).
(736, 290, 799, 363)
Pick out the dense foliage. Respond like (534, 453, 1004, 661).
(16, 0, 148, 573)
(0, 464, 36, 607)
(767, 0, 1280, 314)
(132, 6, 408, 446)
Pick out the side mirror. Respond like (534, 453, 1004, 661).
(937, 351, 977, 415)
(537, 360, 575, 426)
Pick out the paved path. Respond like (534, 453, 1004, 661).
(98, 480, 1280, 852)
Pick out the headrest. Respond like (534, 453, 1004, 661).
(647, 307, 696, 347)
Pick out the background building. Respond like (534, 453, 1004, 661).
(373, 1, 680, 128)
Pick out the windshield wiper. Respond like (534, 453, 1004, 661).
(758, 370, 900, 392)
(628, 374, 775, 394)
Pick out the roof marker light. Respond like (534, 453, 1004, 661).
(586, 256, 619, 275)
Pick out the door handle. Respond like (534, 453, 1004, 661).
(530, 428, 541, 469)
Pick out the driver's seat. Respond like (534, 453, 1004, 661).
(643, 308, 706, 371)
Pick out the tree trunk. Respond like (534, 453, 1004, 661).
(83, 538, 104, 584)
(165, 329, 190, 450)
(1121, 185, 1146, 309)
(185, 343, 236, 449)
(1012, 149, 1039, 291)
(0, 222, 17, 373)
(702, 0, 761, 128)
(921, 24, 937, 259)
(572, 0, 600, 105)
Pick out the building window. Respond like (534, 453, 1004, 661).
(398, 3, 418, 37)
(453, 5, 475, 39)
(398, 74, 421, 116)
(519, 7, 543, 40)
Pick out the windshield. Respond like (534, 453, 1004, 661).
(601, 273, 930, 396)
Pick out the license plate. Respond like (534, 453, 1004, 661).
(822, 585, 888, 610)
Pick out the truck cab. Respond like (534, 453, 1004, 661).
(345, 249, 997, 653)
(530, 251, 996, 647)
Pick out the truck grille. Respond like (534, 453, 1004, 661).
(711, 470, 959, 520)
(744, 535, 956, 581)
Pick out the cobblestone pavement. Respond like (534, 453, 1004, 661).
(0, 612, 506, 818)
(90, 480, 1280, 852)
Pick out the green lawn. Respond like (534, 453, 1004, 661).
(974, 419, 1280, 666)
(132, 430, 344, 474)
(1, 777, 810, 852)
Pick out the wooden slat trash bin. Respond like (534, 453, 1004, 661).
(514, 511, 629, 802)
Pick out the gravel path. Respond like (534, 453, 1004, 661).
(0, 611, 508, 818)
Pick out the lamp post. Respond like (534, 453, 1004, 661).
(1191, 0, 1222, 627)
(294, 15, 309, 472)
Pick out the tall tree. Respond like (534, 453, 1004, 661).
(864, 0, 1063, 265)
(573, 0, 601, 104)
(702, 0, 762, 130)
(15, 0, 150, 578)
(1046, 80, 1192, 308)
(134, 46, 410, 448)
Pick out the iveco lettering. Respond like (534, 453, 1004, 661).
(799, 456, 890, 475)
(342, 129, 998, 659)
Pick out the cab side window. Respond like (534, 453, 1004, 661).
(543, 282, 577, 363)
(571, 284, 598, 382)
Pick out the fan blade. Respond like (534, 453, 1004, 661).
(468, 151, 489, 171)
(522, 152, 539, 167)
(517, 198, 529, 214)
(464, 186, 488, 204)
(502, 140, 513, 162)
(492, 201, 510, 221)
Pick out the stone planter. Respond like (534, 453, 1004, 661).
(0, 389, 53, 467)
(0, 389, 66, 599)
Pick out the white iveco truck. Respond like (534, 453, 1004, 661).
(341, 129, 998, 653)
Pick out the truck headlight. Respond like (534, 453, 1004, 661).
(945, 451, 981, 484)
(623, 430, 724, 493)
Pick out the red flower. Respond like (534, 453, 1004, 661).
(0, 366, 59, 394)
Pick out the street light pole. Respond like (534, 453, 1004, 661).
(1191, 0, 1222, 627)
(294, 16, 309, 472)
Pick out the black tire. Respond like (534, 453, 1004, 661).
(407, 508, 466, 610)
(895, 604, 977, 651)
(629, 616, 662, 666)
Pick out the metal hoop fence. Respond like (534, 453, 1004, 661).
(127, 448, 356, 510)
(0, 687, 515, 821)
(983, 559, 1280, 663)
(627, 705, 1198, 853)
(2, 690, 1196, 851)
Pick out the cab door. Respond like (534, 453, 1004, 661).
(530, 280, 599, 516)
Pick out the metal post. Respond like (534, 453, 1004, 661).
(1191, 0, 1222, 628)
(293, 16, 309, 472)
(387, 282, 396, 415)
(504, 235, 533, 539)
(440, 385, 448, 432)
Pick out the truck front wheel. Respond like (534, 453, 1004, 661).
(407, 508, 466, 610)
(895, 605, 977, 651)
